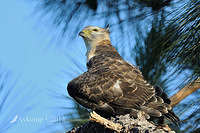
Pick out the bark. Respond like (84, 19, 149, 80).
(67, 111, 175, 133)
(170, 78, 200, 107)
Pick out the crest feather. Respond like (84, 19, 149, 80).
(105, 24, 110, 33)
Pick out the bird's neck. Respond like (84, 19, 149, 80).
(86, 42, 123, 69)
(85, 39, 111, 62)
(87, 41, 123, 70)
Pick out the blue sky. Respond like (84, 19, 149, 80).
(0, 0, 88, 132)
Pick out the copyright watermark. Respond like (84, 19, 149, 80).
(10, 115, 68, 124)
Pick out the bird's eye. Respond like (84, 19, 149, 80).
(93, 29, 98, 32)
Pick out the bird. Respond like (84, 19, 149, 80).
(67, 25, 180, 125)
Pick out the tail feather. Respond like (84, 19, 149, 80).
(154, 86, 180, 126)
(154, 86, 171, 104)
(164, 110, 180, 126)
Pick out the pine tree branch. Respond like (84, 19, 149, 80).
(67, 111, 175, 133)
(170, 78, 200, 107)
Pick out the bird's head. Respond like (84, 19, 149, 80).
(79, 25, 110, 51)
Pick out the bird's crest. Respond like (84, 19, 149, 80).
(105, 24, 110, 33)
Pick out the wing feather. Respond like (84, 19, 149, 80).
(67, 56, 180, 125)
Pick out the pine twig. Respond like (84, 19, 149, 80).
(170, 78, 200, 107)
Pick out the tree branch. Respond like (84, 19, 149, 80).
(170, 78, 200, 107)
(67, 111, 175, 133)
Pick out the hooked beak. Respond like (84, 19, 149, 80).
(79, 29, 91, 38)
(79, 31, 85, 37)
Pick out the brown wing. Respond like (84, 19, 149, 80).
(67, 63, 123, 116)
(105, 59, 156, 117)
(108, 60, 180, 125)
(68, 57, 153, 114)
(67, 57, 180, 125)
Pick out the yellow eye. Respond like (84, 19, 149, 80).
(93, 29, 98, 32)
